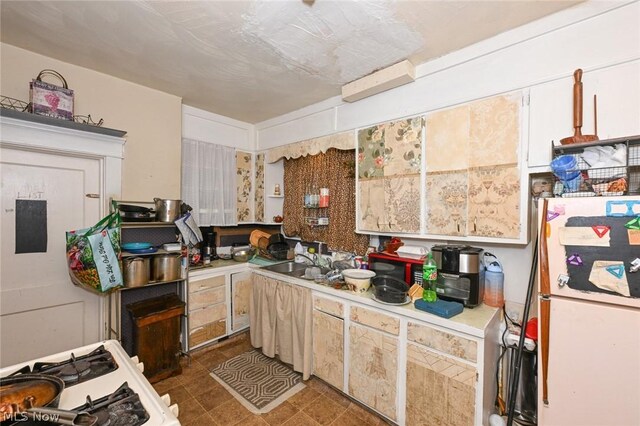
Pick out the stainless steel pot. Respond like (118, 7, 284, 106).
(153, 198, 181, 222)
(152, 253, 182, 282)
(123, 257, 150, 287)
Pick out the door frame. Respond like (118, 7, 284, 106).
(1, 115, 125, 339)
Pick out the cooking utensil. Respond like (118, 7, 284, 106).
(268, 233, 286, 246)
(560, 69, 599, 145)
(25, 407, 98, 426)
(539, 198, 551, 405)
(121, 242, 152, 251)
(0, 374, 64, 425)
(123, 257, 150, 288)
(232, 246, 255, 262)
(153, 198, 182, 222)
(250, 230, 270, 247)
(372, 275, 410, 304)
(151, 253, 182, 281)
(117, 204, 152, 213)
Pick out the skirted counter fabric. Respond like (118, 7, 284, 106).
(249, 274, 313, 380)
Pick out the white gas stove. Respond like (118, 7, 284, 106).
(0, 340, 180, 426)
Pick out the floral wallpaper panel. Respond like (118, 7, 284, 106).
(382, 116, 423, 177)
(425, 170, 468, 236)
(384, 175, 421, 233)
(469, 93, 520, 168)
(425, 104, 470, 173)
(467, 165, 520, 238)
(236, 151, 253, 222)
(357, 117, 423, 179)
(254, 153, 265, 222)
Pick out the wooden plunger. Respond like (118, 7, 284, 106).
(560, 69, 599, 145)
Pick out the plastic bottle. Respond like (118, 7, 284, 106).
(311, 184, 319, 208)
(304, 184, 311, 208)
(484, 252, 505, 308)
(294, 242, 304, 263)
(422, 252, 438, 302)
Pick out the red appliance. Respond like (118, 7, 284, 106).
(367, 252, 424, 286)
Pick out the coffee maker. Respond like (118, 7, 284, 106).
(431, 245, 484, 307)
(201, 232, 217, 264)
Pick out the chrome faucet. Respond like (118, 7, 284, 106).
(296, 253, 317, 266)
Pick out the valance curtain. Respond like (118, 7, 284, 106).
(182, 138, 236, 226)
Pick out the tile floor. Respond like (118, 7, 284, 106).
(153, 332, 390, 426)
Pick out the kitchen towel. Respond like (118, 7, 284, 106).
(174, 213, 203, 246)
(414, 299, 464, 318)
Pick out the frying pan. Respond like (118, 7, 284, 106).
(0, 374, 96, 426)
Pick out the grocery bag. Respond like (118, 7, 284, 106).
(66, 210, 123, 294)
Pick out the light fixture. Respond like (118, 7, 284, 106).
(341, 60, 415, 102)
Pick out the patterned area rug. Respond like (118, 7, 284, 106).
(210, 349, 305, 414)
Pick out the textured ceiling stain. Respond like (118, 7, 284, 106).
(240, 1, 423, 83)
(0, 0, 582, 123)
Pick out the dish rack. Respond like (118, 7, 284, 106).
(551, 135, 640, 197)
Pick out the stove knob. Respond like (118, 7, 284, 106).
(131, 356, 139, 364)
(161, 394, 171, 406)
(169, 404, 179, 418)
(136, 362, 145, 373)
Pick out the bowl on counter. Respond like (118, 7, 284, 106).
(372, 275, 410, 304)
(342, 269, 376, 293)
(232, 247, 256, 262)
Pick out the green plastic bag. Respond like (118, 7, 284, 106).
(66, 210, 123, 294)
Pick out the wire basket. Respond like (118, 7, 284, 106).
(551, 136, 640, 197)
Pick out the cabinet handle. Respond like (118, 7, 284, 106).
(376, 219, 380, 230)
(473, 217, 477, 232)
(388, 221, 392, 229)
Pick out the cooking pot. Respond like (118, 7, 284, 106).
(0, 374, 64, 425)
(123, 257, 150, 287)
(372, 275, 409, 304)
(153, 198, 182, 222)
(151, 253, 182, 282)
(268, 233, 286, 246)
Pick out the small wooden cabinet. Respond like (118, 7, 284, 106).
(127, 293, 185, 383)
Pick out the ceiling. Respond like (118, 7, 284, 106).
(0, 1, 581, 123)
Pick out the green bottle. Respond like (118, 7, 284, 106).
(422, 252, 438, 302)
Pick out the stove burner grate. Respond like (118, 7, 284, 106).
(73, 382, 149, 426)
(31, 345, 118, 386)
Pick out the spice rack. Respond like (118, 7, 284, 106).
(303, 186, 330, 227)
(551, 135, 640, 197)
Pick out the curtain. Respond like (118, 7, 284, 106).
(182, 139, 237, 226)
(250, 274, 313, 380)
(282, 148, 370, 255)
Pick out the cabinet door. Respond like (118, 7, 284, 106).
(385, 175, 421, 233)
(358, 178, 388, 232)
(425, 170, 468, 236)
(467, 165, 520, 238)
(348, 323, 398, 421)
(406, 342, 477, 426)
(312, 310, 343, 390)
(236, 151, 254, 222)
(231, 270, 252, 332)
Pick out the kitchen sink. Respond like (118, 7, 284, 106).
(262, 261, 308, 274)
(261, 261, 331, 280)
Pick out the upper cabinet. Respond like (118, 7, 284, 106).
(357, 117, 423, 234)
(356, 91, 528, 243)
(236, 151, 254, 223)
(425, 94, 522, 240)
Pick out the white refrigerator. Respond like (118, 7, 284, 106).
(538, 196, 640, 426)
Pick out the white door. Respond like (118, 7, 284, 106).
(1, 147, 103, 366)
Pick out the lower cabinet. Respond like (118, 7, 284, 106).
(312, 296, 344, 390)
(348, 322, 399, 421)
(405, 343, 477, 426)
(188, 272, 227, 349)
(308, 289, 499, 426)
(231, 271, 252, 333)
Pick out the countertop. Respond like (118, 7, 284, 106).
(253, 267, 499, 339)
